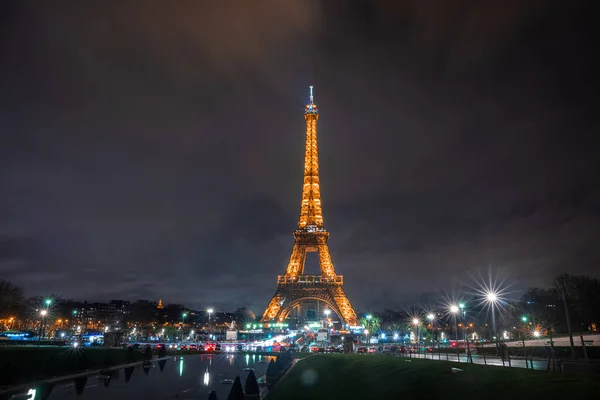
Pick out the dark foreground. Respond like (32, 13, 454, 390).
(1, 353, 272, 400)
(268, 354, 600, 400)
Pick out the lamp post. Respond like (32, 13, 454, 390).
(485, 292, 498, 340)
(450, 305, 459, 342)
(181, 312, 188, 331)
(207, 308, 214, 334)
(364, 329, 370, 346)
(412, 318, 420, 354)
(40, 309, 48, 340)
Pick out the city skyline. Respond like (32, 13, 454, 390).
(1, 2, 598, 313)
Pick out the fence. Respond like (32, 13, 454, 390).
(383, 335, 599, 374)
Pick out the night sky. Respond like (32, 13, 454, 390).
(1, 1, 598, 313)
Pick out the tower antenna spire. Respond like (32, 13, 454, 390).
(309, 85, 314, 104)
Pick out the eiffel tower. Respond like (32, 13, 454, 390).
(261, 87, 358, 326)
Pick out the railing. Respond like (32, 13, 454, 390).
(278, 275, 343, 285)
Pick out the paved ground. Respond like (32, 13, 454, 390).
(397, 351, 548, 370)
(2, 353, 272, 400)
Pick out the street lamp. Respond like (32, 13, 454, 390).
(364, 329, 370, 345)
(40, 309, 48, 340)
(533, 330, 541, 338)
(412, 318, 420, 349)
(427, 314, 435, 343)
(484, 291, 499, 341)
(207, 308, 214, 333)
(45, 299, 52, 307)
(449, 305, 460, 341)
(181, 312, 188, 329)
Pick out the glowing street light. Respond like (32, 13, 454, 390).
(485, 290, 500, 341)
(533, 330, 541, 338)
(366, 314, 372, 320)
(324, 309, 331, 316)
(450, 305, 459, 314)
(411, 318, 421, 345)
(40, 310, 48, 317)
(45, 298, 52, 307)
(521, 316, 528, 322)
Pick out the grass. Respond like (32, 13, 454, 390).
(268, 354, 600, 400)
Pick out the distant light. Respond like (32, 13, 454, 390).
(207, 308, 214, 314)
(486, 292, 498, 303)
(364, 329, 369, 335)
(393, 333, 399, 340)
(533, 330, 541, 338)
(366, 314, 372, 320)
(380, 333, 386, 340)
(45, 299, 52, 306)
(60, 332, 65, 338)
(412, 318, 419, 325)
(450, 305, 459, 314)
(324, 309, 331, 316)
(40, 310, 48, 316)
(521, 316, 528, 322)
(427, 314, 434, 321)
(73, 342, 79, 348)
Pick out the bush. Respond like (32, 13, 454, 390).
(245, 369, 260, 395)
(266, 359, 278, 377)
(227, 376, 244, 400)
(207, 390, 218, 400)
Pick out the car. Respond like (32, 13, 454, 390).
(357, 347, 367, 354)
(189, 344, 197, 350)
(180, 344, 188, 350)
(368, 347, 377, 353)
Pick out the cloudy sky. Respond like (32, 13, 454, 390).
(1, 1, 598, 313)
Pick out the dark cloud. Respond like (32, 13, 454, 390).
(1, 1, 598, 313)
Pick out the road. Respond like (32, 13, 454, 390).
(3, 353, 273, 400)
(397, 352, 548, 370)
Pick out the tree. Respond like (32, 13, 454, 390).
(227, 376, 244, 400)
(244, 370, 260, 396)
(0, 280, 25, 319)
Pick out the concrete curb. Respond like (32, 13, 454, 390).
(263, 355, 313, 399)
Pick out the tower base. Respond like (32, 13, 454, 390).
(261, 276, 358, 326)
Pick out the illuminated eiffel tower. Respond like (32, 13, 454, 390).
(261, 87, 358, 326)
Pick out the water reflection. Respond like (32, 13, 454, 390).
(34, 382, 55, 400)
(124, 366, 134, 382)
(22, 353, 274, 400)
(74, 376, 87, 395)
(203, 367, 210, 387)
